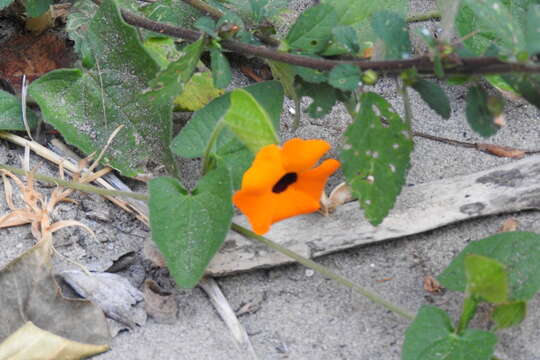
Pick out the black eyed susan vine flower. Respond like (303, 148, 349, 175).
(233, 138, 340, 234)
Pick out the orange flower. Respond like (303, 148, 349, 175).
(233, 138, 340, 234)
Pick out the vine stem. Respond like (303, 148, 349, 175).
(0, 162, 414, 319)
(231, 222, 416, 321)
(406, 10, 441, 23)
(120, 9, 540, 75)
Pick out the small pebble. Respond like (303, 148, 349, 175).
(305, 269, 314, 277)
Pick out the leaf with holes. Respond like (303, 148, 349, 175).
(295, 79, 337, 118)
(465, 86, 501, 138)
(171, 81, 283, 157)
(148, 167, 233, 288)
(340, 92, 413, 226)
(0, 90, 37, 130)
(411, 79, 451, 119)
(371, 10, 411, 60)
(438, 232, 540, 301)
(285, 4, 337, 54)
(28, 0, 202, 177)
(328, 64, 361, 91)
(402, 305, 497, 360)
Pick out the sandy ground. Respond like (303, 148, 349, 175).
(1, 0, 540, 359)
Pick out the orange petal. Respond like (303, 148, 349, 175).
(281, 138, 332, 173)
(233, 191, 274, 234)
(269, 188, 320, 224)
(294, 159, 341, 200)
(240, 144, 285, 192)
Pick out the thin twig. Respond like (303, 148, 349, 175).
(231, 223, 415, 321)
(119, 9, 540, 75)
(20, 75, 33, 141)
(183, 0, 223, 19)
(406, 10, 441, 23)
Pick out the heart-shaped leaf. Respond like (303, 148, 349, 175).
(148, 167, 233, 288)
(0, 90, 37, 130)
(285, 4, 337, 54)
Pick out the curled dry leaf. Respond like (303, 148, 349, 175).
(0, 240, 110, 350)
(0, 321, 108, 360)
(423, 275, 443, 294)
(143, 280, 178, 324)
(320, 182, 355, 214)
(476, 143, 525, 159)
(498, 218, 519, 233)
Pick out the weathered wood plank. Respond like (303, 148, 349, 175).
(207, 156, 540, 275)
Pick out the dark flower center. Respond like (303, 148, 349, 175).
(272, 172, 298, 193)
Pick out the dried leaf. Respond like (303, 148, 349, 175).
(498, 218, 519, 233)
(143, 280, 178, 324)
(0, 240, 110, 347)
(143, 239, 167, 268)
(0, 321, 109, 360)
(423, 275, 443, 293)
(477, 143, 525, 159)
(60, 270, 146, 329)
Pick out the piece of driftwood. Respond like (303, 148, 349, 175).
(207, 155, 540, 276)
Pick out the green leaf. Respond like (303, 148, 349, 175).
(214, 138, 254, 190)
(195, 16, 218, 37)
(26, 0, 52, 17)
(267, 61, 298, 100)
(340, 92, 413, 226)
(285, 4, 337, 54)
(332, 25, 361, 53)
(0, 90, 37, 131)
(371, 10, 411, 60)
(502, 74, 540, 109)
(143, 37, 183, 69)
(411, 79, 451, 119)
(465, 86, 500, 138)
(174, 72, 225, 111)
(461, 0, 525, 55)
(328, 64, 361, 91)
(295, 79, 337, 118)
(148, 167, 233, 288)
(526, 4, 540, 55)
(223, 88, 279, 152)
(28, 0, 184, 177)
(492, 301, 527, 329)
(438, 232, 540, 301)
(403, 305, 497, 360)
(465, 254, 508, 303)
(294, 65, 328, 84)
(141, 0, 202, 28)
(210, 48, 232, 89)
(171, 81, 283, 157)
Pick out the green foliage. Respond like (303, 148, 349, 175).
(332, 26, 361, 53)
(371, 11, 411, 60)
(26, 0, 52, 17)
(140, 0, 202, 35)
(492, 301, 527, 329)
(340, 92, 413, 226)
(502, 74, 540, 109)
(267, 61, 298, 100)
(294, 64, 328, 84)
(465, 254, 508, 303)
(328, 64, 362, 91)
(171, 81, 283, 158)
(174, 73, 225, 111)
(195, 17, 219, 37)
(285, 4, 337, 54)
(0, 90, 37, 131)
(0, 0, 14, 10)
(29, 0, 198, 177)
(526, 5, 540, 55)
(402, 305, 497, 360)
(465, 86, 500, 138)
(439, 232, 540, 301)
(410, 79, 451, 119)
(148, 167, 233, 288)
(210, 47, 232, 89)
(295, 80, 337, 118)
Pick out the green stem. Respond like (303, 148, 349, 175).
(231, 222, 415, 321)
(0, 164, 149, 201)
(201, 120, 226, 175)
(456, 296, 478, 334)
(406, 11, 441, 23)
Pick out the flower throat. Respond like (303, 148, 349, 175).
(272, 172, 298, 193)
